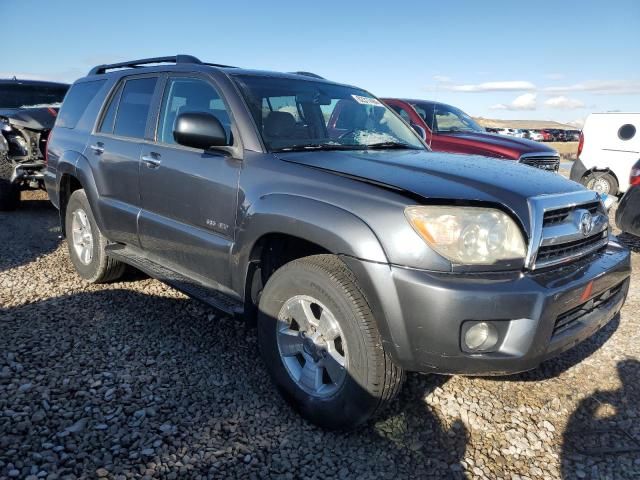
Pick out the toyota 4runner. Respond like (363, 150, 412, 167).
(46, 55, 631, 429)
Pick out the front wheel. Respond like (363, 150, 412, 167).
(65, 189, 126, 283)
(258, 254, 404, 429)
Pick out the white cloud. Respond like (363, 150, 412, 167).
(433, 75, 451, 83)
(544, 96, 585, 109)
(490, 93, 537, 111)
(544, 80, 640, 95)
(447, 80, 536, 92)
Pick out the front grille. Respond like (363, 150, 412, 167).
(536, 230, 608, 265)
(543, 201, 601, 227)
(527, 192, 610, 270)
(519, 155, 560, 171)
(554, 281, 625, 336)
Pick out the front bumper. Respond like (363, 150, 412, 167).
(343, 241, 631, 375)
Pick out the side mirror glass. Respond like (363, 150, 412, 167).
(174, 112, 228, 150)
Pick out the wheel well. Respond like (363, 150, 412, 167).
(244, 233, 330, 320)
(59, 174, 83, 235)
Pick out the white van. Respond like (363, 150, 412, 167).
(570, 113, 640, 195)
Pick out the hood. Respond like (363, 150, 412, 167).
(0, 107, 58, 131)
(277, 149, 583, 233)
(440, 131, 557, 157)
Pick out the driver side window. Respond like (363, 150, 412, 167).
(158, 77, 232, 145)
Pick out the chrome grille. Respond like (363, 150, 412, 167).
(526, 191, 609, 270)
(519, 154, 560, 172)
(536, 230, 608, 265)
(542, 201, 601, 227)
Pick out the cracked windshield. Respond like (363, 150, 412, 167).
(234, 75, 425, 152)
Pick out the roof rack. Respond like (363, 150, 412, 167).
(290, 71, 325, 79)
(88, 55, 236, 75)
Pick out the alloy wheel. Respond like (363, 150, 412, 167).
(276, 295, 347, 397)
(71, 208, 94, 265)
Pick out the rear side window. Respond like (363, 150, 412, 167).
(98, 83, 123, 134)
(56, 80, 105, 129)
(619, 124, 636, 141)
(113, 77, 157, 139)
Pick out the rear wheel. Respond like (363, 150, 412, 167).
(582, 171, 618, 196)
(65, 189, 126, 283)
(0, 156, 20, 211)
(258, 254, 404, 429)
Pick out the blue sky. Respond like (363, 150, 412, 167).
(3, 0, 639, 125)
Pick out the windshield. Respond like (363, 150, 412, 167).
(0, 83, 68, 109)
(410, 101, 483, 134)
(233, 75, 425, 152)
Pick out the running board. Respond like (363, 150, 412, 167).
(106, 245, 243, 316)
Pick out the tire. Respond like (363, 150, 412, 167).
(65, 189, 125, 283)
(582, 171, 618, 196)
(257, 254, 404, 429)
(0, 156, 20, 211)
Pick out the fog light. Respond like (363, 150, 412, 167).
(464, 322, 499, 352)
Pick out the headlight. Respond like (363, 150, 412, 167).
(404, 205, 526, 265)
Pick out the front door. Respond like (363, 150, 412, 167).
(138, 75, 240, 290)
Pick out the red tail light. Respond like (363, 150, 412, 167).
(630, 161, 640, 187)
(577, 131, 584, 158)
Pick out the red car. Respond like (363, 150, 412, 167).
(538, 129, 554, 142)
(382, 98, 560, 171)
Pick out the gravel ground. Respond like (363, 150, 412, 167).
(1, 190, 639, 480)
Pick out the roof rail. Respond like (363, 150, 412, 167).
(290, 71, 325, 79)
(88, 55, 236, 76)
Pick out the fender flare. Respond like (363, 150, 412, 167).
(231, 193, 389, 295)
(56, 151, 107, 234)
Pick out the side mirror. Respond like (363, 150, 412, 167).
(410, 123, 427, 141)
(174, 112, 228, 150)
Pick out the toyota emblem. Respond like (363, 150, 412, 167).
(580, 212, 594, 236)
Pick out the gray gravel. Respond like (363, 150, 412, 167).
(1, 191, 639, 479)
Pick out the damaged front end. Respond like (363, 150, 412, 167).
(0, 107, 57, 190)
(0, 78, 68, 209)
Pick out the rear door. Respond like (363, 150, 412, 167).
(84, 74, 160, 246)
(138, 73, 241, 290)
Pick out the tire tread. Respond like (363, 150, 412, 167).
(284, 254, 405, 421)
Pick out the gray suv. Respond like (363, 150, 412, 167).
(46, 55, 631, 429)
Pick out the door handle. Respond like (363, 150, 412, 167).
(90, 143, 104, 154)
(141, 154, 161, 168)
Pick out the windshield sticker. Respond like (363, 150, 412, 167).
(351, 95, 383, 107)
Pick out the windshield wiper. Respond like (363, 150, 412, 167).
(363, 142, 421, 150)
(275, 143, 361, 152)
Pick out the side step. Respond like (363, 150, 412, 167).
(106, 245, 243, 316)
